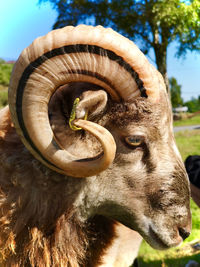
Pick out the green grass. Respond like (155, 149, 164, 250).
(138, 129, 200, 266)
(174, 114, 200, 127)
(138, 251, 200, 267)
(175, 130, 200, 160)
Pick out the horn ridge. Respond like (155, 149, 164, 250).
(66, 69, 120, 97)
(14, 44, 148, 164)
(15, 69, 120, 172)
(9, 25, 161, 177)
(17, 44, 148, 101)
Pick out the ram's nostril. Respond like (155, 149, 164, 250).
(178, 227, 190, 241)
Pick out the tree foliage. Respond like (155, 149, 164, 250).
(0, 90, 8, 108)
(184, 96, 200, 112)
(169, 76, 200, 112)
(170, 77, 183, 108)
(39, 0, 200, 92)
(0, 59, 13, 86)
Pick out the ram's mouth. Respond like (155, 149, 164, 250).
(148, 226, 171, 249)
(146, 226, 182, 250)
(113, 216, 179, 250)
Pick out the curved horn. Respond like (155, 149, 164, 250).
(8, 25, 162, 177)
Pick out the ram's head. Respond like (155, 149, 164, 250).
(9, 25, 191, 249)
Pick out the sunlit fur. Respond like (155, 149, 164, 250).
(0, 82, 191, 266)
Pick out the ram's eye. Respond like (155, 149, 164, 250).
(124, 136, 144, 147)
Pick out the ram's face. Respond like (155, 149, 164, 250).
(94, 91, 191, 249)
(8, 25, 191, 251)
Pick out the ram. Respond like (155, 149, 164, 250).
(0, 25, 191, 267)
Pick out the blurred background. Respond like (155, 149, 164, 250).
(0, 0, 200, 266)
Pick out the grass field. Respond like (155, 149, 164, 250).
(175, 130, 200, 160)
(174, 114, 200, 127)
(138, 128, 200, 266)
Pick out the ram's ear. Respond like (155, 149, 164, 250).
(75, 90, 108, 120)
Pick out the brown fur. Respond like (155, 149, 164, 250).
(0, 84, 191, 266)
(0, 102, 142, 267)
(0, 108, 118, 266)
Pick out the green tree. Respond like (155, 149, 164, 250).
(40, 0, 200, 92)
(169, 77, 183, 108)
(0, 59, 13, 86)
(185, 96, 200, 112)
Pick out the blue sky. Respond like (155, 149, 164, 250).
(0, 0, 199, 101)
